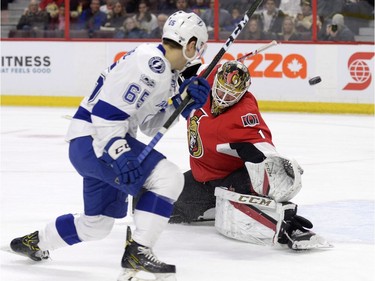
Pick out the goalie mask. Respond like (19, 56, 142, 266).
(211, 61, 251, 116)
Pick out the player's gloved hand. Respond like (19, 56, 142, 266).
(172, 76, 211, 119)
(100, 137, 143, 185)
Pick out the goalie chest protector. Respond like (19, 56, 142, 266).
(187, 93, 273, 183)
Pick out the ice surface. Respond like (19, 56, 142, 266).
(1, 106, 374, 281)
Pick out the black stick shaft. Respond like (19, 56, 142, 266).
(138, 0, 263, 163)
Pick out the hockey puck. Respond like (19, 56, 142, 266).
(309, 76, 322, 85)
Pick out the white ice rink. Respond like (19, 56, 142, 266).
(0, 106, 374, 281)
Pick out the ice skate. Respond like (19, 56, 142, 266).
(10, 231, 49, 261)
(287, 229, 333, 251)
(278, 214, 332, 251)
(117, 227, 176, 281)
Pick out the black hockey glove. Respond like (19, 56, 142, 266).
(278, 214, 313, 244)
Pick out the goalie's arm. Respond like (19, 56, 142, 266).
(216, 142, 277, 163)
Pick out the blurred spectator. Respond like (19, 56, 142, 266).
(57, 5, 65, 30)
(16, 0, 49, 31)
(103, 1, 128, 30)
(258, 0, 286, 34)
(70, 0, 90, 29)
(191, 0, 209, 17)
(220, 0, 254, 14)
(70, 0, 90, 18)
(238, 16, 276, 40)
(77, 0, 107, 34)
(45, 2, 59, 21)
(201, 0, 232, 31)
(114, 17, 148, 38)
(122, 0, 139, 13)
(39, 0, 64, 30)
(175, 0, 192, 13)
(132, 0, 158, 34)
(148, 13, 168, 38)
(47, 4, 65, 30)
(156, 0, 177, 15)
(323, 13, 355, 41)
(100, 0, 115, 14)
(317, 0, 345, 20)
(295, 0, 321, 33)
(39, 0, 64, 11)
(147, 0, 158, 13)
(277, 15, 305, 41)
(279, 0, 301, 18)
(316, 0, 345, 41)
(223, 7, 242, 31)
(342, 0, 374, 34)
(220, 0, 235, 11)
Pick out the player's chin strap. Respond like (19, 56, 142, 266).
(181, 43, 207, 73)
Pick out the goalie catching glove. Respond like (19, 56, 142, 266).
(245, 155, 304, 202)
(101, 137, 143, 185)
(172, 76, 210, 119)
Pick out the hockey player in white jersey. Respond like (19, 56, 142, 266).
(10, 11, 210, 281)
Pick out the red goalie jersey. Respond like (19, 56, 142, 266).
(187, 65, 274, 182)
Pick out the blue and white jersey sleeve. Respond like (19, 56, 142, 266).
(66, 43, 179, 158)
(138, 101, 179, 137)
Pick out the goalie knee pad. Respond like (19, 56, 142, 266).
(214, 187, 297, 246)
(245, 155, 303, 202)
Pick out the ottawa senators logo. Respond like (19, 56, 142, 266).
(241, 113, 260, 127)
(188, 110, 206, 158)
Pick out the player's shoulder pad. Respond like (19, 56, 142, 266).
(137, 44, 169, 75)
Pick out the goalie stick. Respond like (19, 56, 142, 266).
(237, 40, 278, 62)
(137, 0, 264, 163)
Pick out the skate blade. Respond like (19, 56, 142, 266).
(117, 269, 176, 281)
(291, 234, 333, 251)
(1, 245, 50, 261)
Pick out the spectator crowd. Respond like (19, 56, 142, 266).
(9, 0, 375, 41)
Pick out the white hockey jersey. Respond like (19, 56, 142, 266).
(66, 43, 180, 157)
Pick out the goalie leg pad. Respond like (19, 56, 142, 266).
(245, 156, 303, 202)
(214, 187, 296, 246)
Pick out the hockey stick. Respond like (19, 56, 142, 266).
(237, 40, 278, 62)
(138, 0, 264, 163)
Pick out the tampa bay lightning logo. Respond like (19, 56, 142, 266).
(148, 57, 165, 74)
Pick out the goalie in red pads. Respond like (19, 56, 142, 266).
(170, 60, 331, 250)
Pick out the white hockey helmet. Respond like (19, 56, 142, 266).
(211, 61, 251, 116)
(163, 11, 208, 63)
